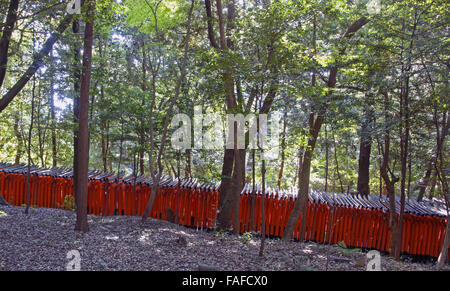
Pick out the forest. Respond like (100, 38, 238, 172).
(0, 0, 448, 271)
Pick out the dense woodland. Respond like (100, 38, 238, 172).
(0, 0, 448, 267)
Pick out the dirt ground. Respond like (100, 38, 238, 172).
(0, 205, 448, 271)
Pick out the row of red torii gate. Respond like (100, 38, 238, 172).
(0, 163, 448, 259)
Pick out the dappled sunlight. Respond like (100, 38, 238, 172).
(138, 231, 151, 243)
(159, 228, 195, 238)
(105, 235, 119, 241)
(301, 248, 313, 255)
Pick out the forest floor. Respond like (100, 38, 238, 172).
(0, 204, 448, 271)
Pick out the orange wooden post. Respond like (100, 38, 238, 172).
(14, 174, 20, 205)
(254, 192, 260, 233)
(415, 217, 423, 255)
(96, 180, 102, 215)
(371, 209, 380, 249)
(409, 215, 417, 255)
(350, 207, 359, 247)
(382, 212, 390, 252)
(334, 206, 344, 244)
(417, 216, 425, 255)
(19, 174, 25, 206)
(238, 192, 244, 233)
(275, 195, 282, 237)
(316, 203, 324, 242)
(279, 196, 289, 238)
(180, 187, 186, 225)
(375, 210, 383, 251)
(431, 217, 439, 257)
(360, 209, 369, 248)
(423, 216, 432, 256)
(419, 216, 427, 256)
(425, 217, 434, 257)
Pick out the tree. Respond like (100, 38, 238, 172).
(283, 15, 369, 241)
(141, 0, 195, 222)
(0, 8, 75, 113)
(74, 0, 96, 233)
(0, 0, 20, 88)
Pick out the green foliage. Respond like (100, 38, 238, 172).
(240, 232, 253, 245)
(0, 0, 447, 202)
(213, 226, 233, 238)
(61, 195, 76, 211)
(123, 0, 184, 33)
(336, 240, 361, 255)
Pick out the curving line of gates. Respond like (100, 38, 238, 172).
(0, 162, 448, 259)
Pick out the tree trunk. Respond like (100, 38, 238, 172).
(277, 109, 287, 189)
(217, 148, 235, 229)
(259, 151, 266, 257)
(250, 149, 256, 232)
(332, 131, 345, 193)
(72, 19, 81, 205)
(74, 0, 95, 233)
(25, 75, 36, 215)
(49, 49, 57, 167)
(185, 149, 192, 178)
(141, 0, 195, 222)
(324, 124, 329, 192)
(380, 91, 401, 258)
(437, 210, 450, 268)
(416, 160, 432, 201)
(13, 113, 23, 164)
(282, 17, 369, 241)
(0, 10, 75, 113)
(357, 102, 372, 196)
(0, 0, 20, 89)
(231, 148, 245, 234)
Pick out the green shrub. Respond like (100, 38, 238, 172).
(62, 195, 75, 211)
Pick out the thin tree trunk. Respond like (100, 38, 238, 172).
(282, 17, 369, 241)
(139, 42, 147, 175)
(74, 0, 95, 233)
(429, 171, 437, 199)
(332, 131, 344, 193)
(416, 161, 432, 201)
(141, 0, 195, 222)
(380, 91, 400, 258)
(277, 109, 287, 189)
(115, 117, 124, 215)
(25, 75, 36, 215)
(49, 48, 57, 167)
(0, 9, 76, 113)
(72, 19, 81, 206)
(250, 149, 256, 232)
(133, 152, 137, 216)
(0, 0, 20, 89)
(357, 100, 372, 196)
(185, 149, 192, 178)
(324, 124, 329, 192)
(176, 150, 181, 224)
(259, 152, 266, 257)
(13, 112, 23, 164)
(437, 211, 450, 268)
